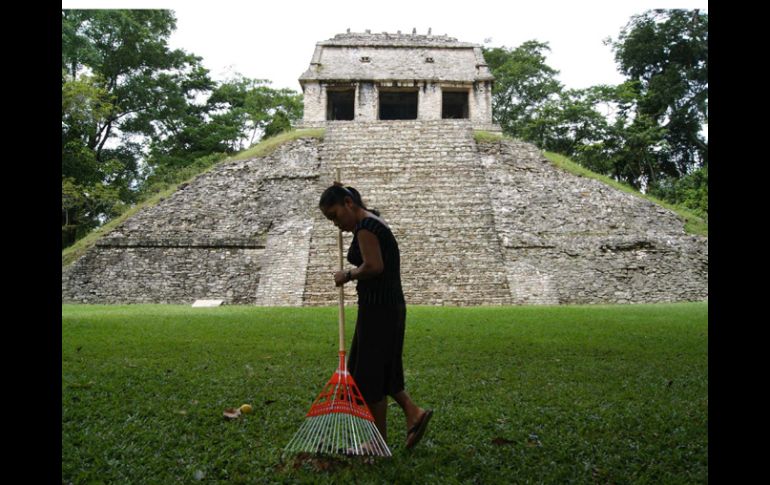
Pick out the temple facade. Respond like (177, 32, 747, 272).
(298, 30, 501, 132)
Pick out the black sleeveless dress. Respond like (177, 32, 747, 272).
(346, 216, 407, 402)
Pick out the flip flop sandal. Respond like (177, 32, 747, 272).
(406, 409, 433, 449)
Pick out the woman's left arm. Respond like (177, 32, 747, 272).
(353, 229, 384, 280)
(335, 229, 383, 286)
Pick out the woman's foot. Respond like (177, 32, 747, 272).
(405, 406, 425, 431)
(405, 409, 433, 449)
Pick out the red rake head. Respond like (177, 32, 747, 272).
(306, 351, 374, 422)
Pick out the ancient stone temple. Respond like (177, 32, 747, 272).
(298, 30, 500, 132)
(62, 30, 708, 306)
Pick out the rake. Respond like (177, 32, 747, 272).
(283, 171, 392, 458)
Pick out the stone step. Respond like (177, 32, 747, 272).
(322, 142, 475, 148)
(303, 120, 514, 306)
(254, 219, 313, 306)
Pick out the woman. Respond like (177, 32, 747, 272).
(319, 182, 433, 450)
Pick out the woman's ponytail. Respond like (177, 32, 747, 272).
(345, 186, 381, 216)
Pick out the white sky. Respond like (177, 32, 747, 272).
(63, 0, 708, 92)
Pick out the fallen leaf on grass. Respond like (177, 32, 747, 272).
(68, 381, 95, 389)
(176, 410, 188, 416)
(223, 407, 242, 420)
(491, 437, 515, 446)
(527, 433, 543, 447)
(592, 466, 611, 482)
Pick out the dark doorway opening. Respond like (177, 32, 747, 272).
(442, 90, 469, 119)
(327, 89, 355, 120)
(379, 90, 418, 120)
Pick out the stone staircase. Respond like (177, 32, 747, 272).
(303, 120, 512, 306)
(254, 218, 314, 306)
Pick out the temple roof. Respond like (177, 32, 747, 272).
(318, 31, 478, 48)
(299, 31, 494, 83)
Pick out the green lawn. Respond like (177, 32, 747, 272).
(62, 302, 707, 484)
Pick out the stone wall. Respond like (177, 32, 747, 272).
(299, 31, 495, 127)
(477, 140, 708, 304)
(356, 82, 377, 121)
(63, 247, 263, 304)
(417, 82, 441, 121)
(319, 32, 478, 48)
(310, 46, 488, 83)
(62, 121, 707, 306)
(62, 138, 324, 305)
(303, 120, 707, 306)
(302, 82, 325, 123)
(470, 82, 493, 125)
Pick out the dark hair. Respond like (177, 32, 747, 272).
(319, 184, 381, 216)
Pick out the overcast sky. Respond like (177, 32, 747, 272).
(63, 0, 707, 92)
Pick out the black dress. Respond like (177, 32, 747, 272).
(346, 216, 407, 403)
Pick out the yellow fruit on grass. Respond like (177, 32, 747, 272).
(240, 404, 253, 414)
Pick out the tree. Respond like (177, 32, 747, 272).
(605, 8, 708, 178)
(482, 11, 707, 215)
(61, 9, 215, 247)
(483, 41, 563, 140)
(530, 86, 612, 157)
(647, 166, 708, 218)
(206, 75, 303, 147)
(567, 81, 668, 189)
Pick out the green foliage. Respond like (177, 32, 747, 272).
(61, 9, 215, 248)
(263, 110, 293, 138)
(473, 131, 504, 143)
(206, 75, 304, 147)
(606, 9, 708, 175)
(61, 72, 115, 136)
(532, 86, 612, 156)
(573, 8, 709, 193)
(61, 174, 127, 247)
(483, 41, 563, 140)
(60, 11, 307, 250)
(63, 302, 708, 484)
(484, 9, 707, 214)
(647, 165, 708, 219)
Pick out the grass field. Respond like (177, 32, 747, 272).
(62, 302, 707, 484)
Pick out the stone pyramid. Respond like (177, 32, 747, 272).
(62, 120, 707, 306)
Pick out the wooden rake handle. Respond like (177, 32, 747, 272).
(335, 168, 346, 353)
